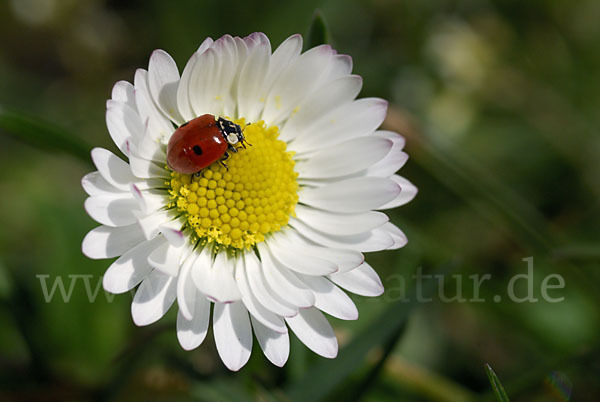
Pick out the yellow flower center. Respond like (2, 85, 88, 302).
(167, 120, 298, 250)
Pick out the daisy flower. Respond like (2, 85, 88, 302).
(82, 33, 416, 371)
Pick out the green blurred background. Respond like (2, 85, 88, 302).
(1, 0, 599, 401)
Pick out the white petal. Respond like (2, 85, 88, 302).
(267, 239, 338, 276)
(106, 101, 144, 156)
(84, 194, 139, 227)
(191, 247, 241, 303)
(236, 255, 287, 333)
(289, 217, 394, 252)
(377, 222, 408, 249)
(148, 49, 184, 124)
(82, 223, 146, 259)
(134, 69, 174, 143)
(134, 123, 166, 163)
(294, 204, 389, 236)
(244, 250, 297, 317)
(213, 35, 240, 117)
(280, 75, 362, 142)
(91, 148, 137, 191)
(176, 251, 196, 319)
(244, 32, 270, 48)
(276, 231, 363, 273)
(301, 275, 358, 320)
(161, 227, 185, 247)
(299, 177, 400, 213)
(89, 158, 163, 194)
(131, 269, 177, 326)
(237, 39, 270, 122)
(291, 98, 388, 154)
(189, 36, 237, 117)
(221, 37, 243, 118)
(148, 240, 184, 276)
(360, 131, 408, 177)
(103, 236, 164, 294)
(224, 36, 250, 118)
(378, 175, 418, 209)
(128, 151, 167, 179)
(374, 130, 405, 150)
(136, 209, 180, 240)
(262, 34, 302, 94)
(257, 243, 315, 308)
(91, 148, 163, 191)
(262, 45, 335, 126)
(322, 54, 353, 82)
(130, 185, 165, 215)
(252, 317, 290, 367)
(197, 36, 214, 53)
(294, 136, 393, 179)
(176, 295, 210, 350)
(176, 57, 198, 121)
(213, 301, 252, 371)
(364, 149, 408, 178)
(187, 49, 218, 116)
(81, 171, 124, 196)
(329, 262, 384, 297)
(233, 36, 249, 67)
(111, 80, 136, 111)
(176, 38, 212, 121)
(286, 307, 338, 358)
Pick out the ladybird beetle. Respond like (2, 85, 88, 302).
(166, 114, 248, 174)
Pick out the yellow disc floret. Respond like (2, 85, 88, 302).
(167, 120, 298, 250)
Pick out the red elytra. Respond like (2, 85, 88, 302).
(166, 114, 228, 174)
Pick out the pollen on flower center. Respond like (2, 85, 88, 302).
(167, 120, 298, 250)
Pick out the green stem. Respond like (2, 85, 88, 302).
(0, 106, 93, 165)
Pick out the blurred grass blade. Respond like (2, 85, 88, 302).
(0, 106, 92, 165)
(552, 244, 600, 261)
(306, 10, 330, 49)
(420, 139, 553, 252)
(342, 321, 408, 402)
(385, 356, 475, 402)
(384, 107, 555, 252)
(485, 364, 510, 402)
(285, 271, 438, 402)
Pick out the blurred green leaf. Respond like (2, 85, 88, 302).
(416, 138, 553, 252)
(0, 260, 12, 300)
(0, 107, 92, 165)
(552, 244, 600, 261)
(285, 272, 438, 402)
(341, 320, 407, 402)
(5, 268, 52, 382)
(384, 356, 476, 402)
(485, 364, 509, 402)
(192, 379, 263, 402)
(306, 10, 330, 49)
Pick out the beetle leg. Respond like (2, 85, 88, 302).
(219, 152, 230, 170)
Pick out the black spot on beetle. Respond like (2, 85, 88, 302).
(193, 145, 203, 155)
